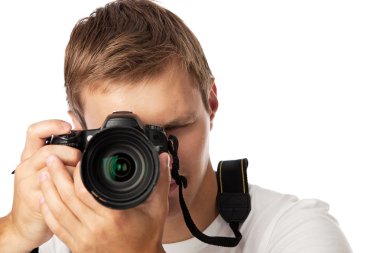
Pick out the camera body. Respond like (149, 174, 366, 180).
(47, 111, 172, 209)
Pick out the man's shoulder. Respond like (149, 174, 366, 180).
(250, 185, 300, 209)
(249, 184, 330, 215)
(242, 185, 351, 253)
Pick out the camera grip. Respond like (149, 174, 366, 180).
(45, 130, 86, 151)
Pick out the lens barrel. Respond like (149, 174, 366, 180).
(80, 127, 160, 209)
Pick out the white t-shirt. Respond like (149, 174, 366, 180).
(39, 185, 352, 253)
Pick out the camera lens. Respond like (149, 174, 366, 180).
(80, 127, 160, 210)
(103, 153, 136, 182)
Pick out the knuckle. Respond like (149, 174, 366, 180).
(26, 123, 37, 137)
(38, 146, 52, 159)
(87, 221, 99, 235)
(88, 220, 105, 238)
(70, 149, 82, 163)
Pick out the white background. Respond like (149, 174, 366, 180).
(0, 1, 379, 252)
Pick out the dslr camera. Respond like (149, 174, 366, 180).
(47, 111, 176, 210)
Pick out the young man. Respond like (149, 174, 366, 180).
(0, 0, 352, 252)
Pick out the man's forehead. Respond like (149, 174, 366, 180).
(84, 105, 198, 130)
(80, 75, 201, 129)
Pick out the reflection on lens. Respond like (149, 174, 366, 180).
(103, 153, 136, 182)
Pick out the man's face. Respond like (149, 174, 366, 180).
(76, 65, 218, 218)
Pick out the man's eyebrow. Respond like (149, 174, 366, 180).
(161, 115, 197, 128)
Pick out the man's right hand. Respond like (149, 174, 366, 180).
(0, 120, 81, 253)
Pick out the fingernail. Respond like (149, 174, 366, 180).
(167, 154, 171, 168)
(39, 171, 49, 182)
(62, 122, 72, 132)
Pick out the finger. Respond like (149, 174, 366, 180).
(39, 197, 75, 249)
(21, 120, 72, 161)
(39, 169, 81, 233)
(35, 145, 81, 168)
(73, 163, 109, 215)
(46, 155, 99, 226)
(144, 153, 171, 210)
(15, 145, 81, 179)
(15, 167, 49, 212)
(66, 165, 76, 178)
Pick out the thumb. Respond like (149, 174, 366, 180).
(145, 153, 171, 209)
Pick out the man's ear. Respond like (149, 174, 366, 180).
(208, 80, 219, 130)
(68, 110, 83, 130)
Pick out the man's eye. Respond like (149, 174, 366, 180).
(165, 125, 186, 132)
(165, 126, 179, 131)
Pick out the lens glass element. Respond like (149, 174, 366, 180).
(102, 153, 136, 182)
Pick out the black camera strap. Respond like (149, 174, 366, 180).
(168, 136, 251, 247)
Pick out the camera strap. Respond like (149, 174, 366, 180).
(168, 136, 251, 247)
